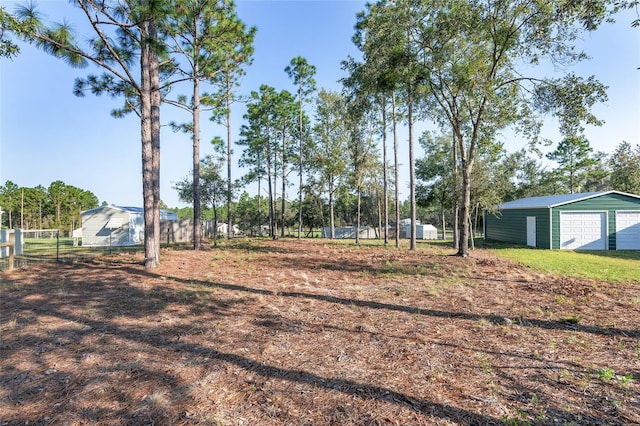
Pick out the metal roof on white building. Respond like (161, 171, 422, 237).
(82, 205, 177, 220)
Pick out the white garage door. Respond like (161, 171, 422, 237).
(560, 212, 607, 250)
(616, 211, 640, 250)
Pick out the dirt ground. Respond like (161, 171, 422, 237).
(0, 239, 638, 425)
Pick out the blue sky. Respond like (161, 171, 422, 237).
(0, 1, 638, 209)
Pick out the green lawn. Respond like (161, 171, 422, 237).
(489, 245, 640, 283)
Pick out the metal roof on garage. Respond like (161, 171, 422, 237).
(498, 190, 640, 210)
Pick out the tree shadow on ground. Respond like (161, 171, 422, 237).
(0, 267, 504, 425)
(113, 263, 639, 340)
(1, 256, 637, 425)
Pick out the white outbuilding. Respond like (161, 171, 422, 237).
(399, 219, 439, 239)
(416, 223, 438, 239)
(81, 205, 177, 247)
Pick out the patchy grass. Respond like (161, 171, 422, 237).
(1, 239, 638, 425)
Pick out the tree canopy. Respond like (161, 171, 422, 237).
(0, 180, 99, 232)
(353, 0, 616, 255)
(4, 0, 637, 252)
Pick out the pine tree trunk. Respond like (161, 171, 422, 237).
(150, 19, 161, 267)
(257, 175, 262, 235)
(281, 131, 286, 239)
(382, 96, 389, 246)
(408, 89, 416, 250)
(377, 190, 382, 240)
(356, 186, 361, 246)
(297, 85, 303, 239)
(141, 22, 154, 268)
(192, 63, 201, 250)
(226, 73, 233, 239)
(329, 181, 335, 239)
(392, 92, 400, 248)
(273, 137, 279, 239)
(266, 135, 274, 238)
(20, 189, 23, 229)
(212, 204, 218, 247)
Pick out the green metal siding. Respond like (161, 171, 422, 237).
(487, 193, 640, 250)
(485, 208, 551, 249)
(552, 193, 640, 250)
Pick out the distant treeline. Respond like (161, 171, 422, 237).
(0, 180, 99, 233)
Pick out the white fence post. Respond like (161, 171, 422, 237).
(0, 229, 24, 255)
(0, 230, 7, 258)
(0, 229, 15, 270)
(15, 229, 23, 255)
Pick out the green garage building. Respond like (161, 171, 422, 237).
(484, 191, 640, 250)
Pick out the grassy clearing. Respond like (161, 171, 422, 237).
(490, 245, 640, 283)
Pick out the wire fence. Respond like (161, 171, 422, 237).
(0, 229, 146, 271)
(0, 227, 479, 272)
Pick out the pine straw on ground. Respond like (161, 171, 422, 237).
(0, 239, 638, 426)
